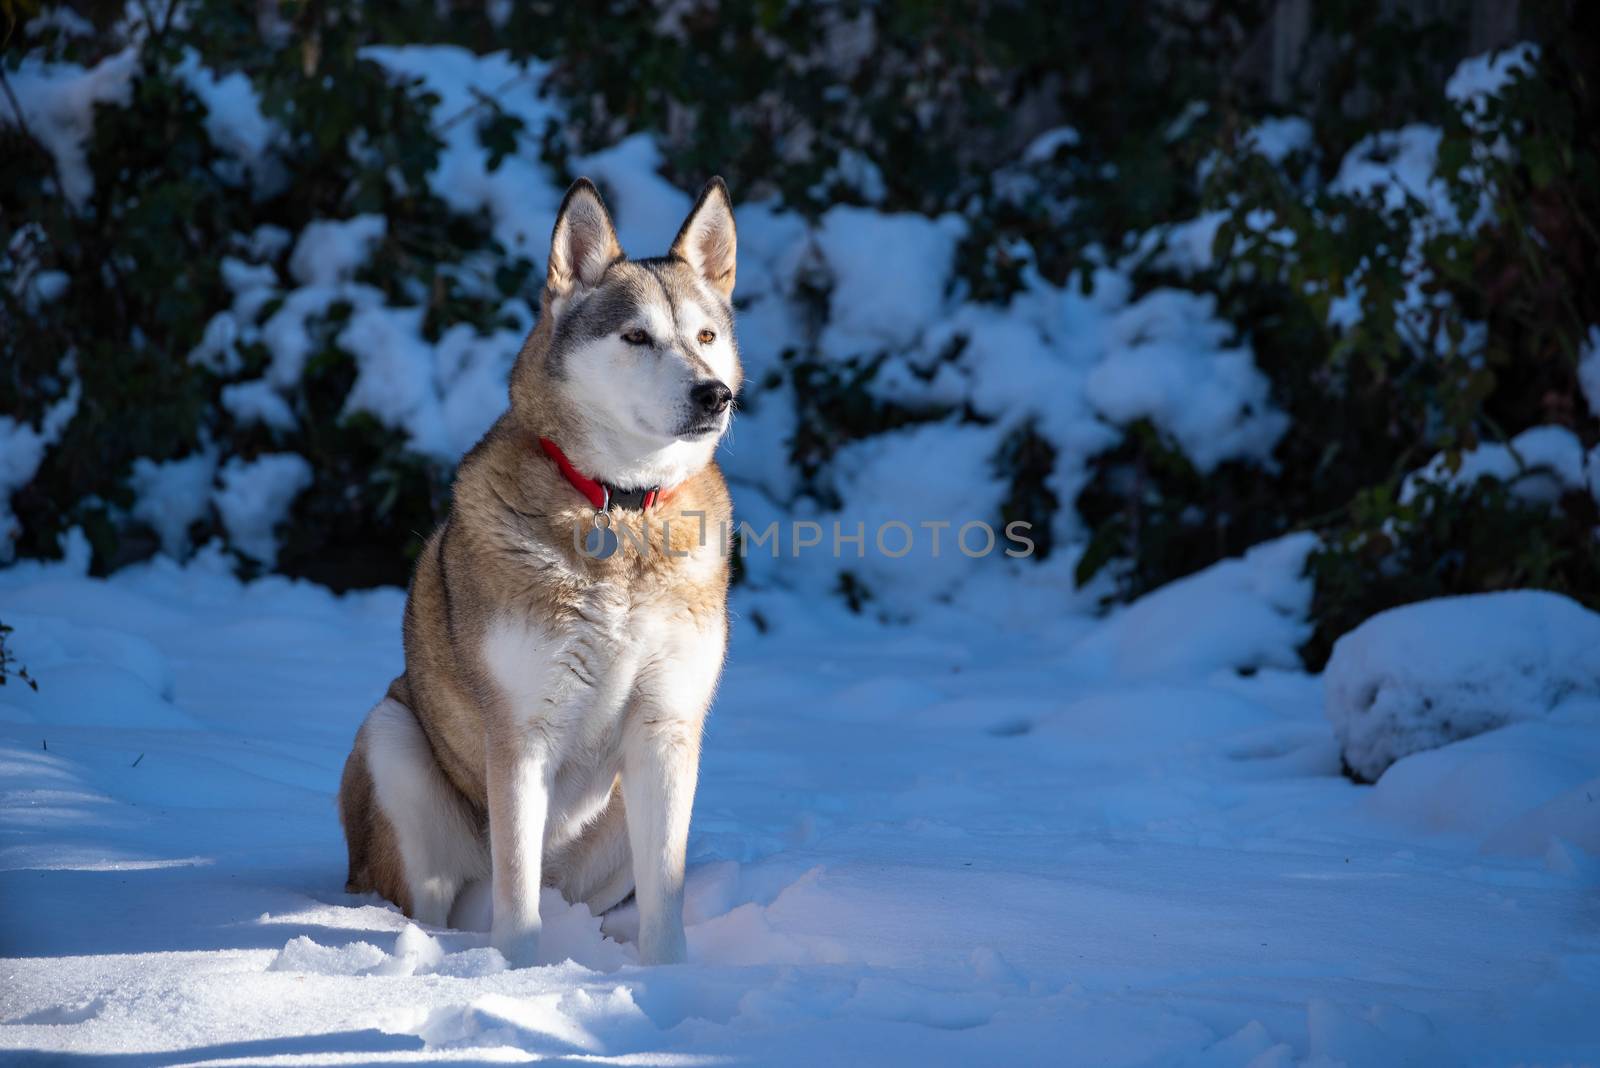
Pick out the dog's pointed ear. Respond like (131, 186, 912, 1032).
(669, 177, 736, 299)
(547, 178, 623, 300)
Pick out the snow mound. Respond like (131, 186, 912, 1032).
(1367, 720, 1600, 858)
(416, 985, 655, 1056)
(269, 925, 469, 978)
(268, 935, 390, 976)
(1067, 532, 1317, 680)
(1325, 591, 1600, 781)
(0, 612, 189, 729)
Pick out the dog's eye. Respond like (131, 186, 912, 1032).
(697, 329, 716, 345)
(621, 329, 651, 346)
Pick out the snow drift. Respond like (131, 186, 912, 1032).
(1324, 590, 1600, 781)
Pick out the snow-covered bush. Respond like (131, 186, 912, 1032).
(1, 1, 1596, 660)
(1188, 30, 1600, 663)
(2, 6, 528, 582)
(1324, 591, 1600, 782)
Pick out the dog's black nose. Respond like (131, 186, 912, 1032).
(691, 381, 733, 416)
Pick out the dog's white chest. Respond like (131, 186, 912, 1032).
(480, 597, 685, 744)
(480, 597, 705, 841)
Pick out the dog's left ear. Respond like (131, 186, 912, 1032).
(670, 177, 737, 299)
(548, 177, 624, 302)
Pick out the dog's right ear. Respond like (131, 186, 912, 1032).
(670, 177, 736, 299)
(547, 178, 623, 303)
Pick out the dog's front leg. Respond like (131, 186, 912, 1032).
(621, 706, 704, 965)
(486, 729, 553, 968)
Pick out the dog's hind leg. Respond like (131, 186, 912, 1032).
(548, 781, 635, 916)
(360, 697, 488, 926)
(338, 740, 378, 897)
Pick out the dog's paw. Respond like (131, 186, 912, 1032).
(491, 924, 542, 969)
(636, 925, 688, 966)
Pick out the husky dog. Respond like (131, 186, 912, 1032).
(338, 177, 740, 967)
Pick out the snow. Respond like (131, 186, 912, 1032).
(176, 48, 553, 472)
(1579, 324, 1600, 417)
(1331, 124, 1447, 217)
(1242, 116, 1314, 165)
(1402, 425, 1590, 506)
(0, 378, 79, 562)
(1196, 117, 1316, 189)
(0, 40, 1295, 612)
(175, 49, 283, 192)
(1143, 210, 1228, 273)
(220, 254, 279, 303)
(262, 283, 382, 388)
(1021, 125, 1080, 163)
(211, 454, 314, 566)
(288, 215, 388, 287)
(814, 207, 966, 359)
(1086, 288, 1287, 472)
(722, 253, 1288, 604)
(0, 49, 137, 206)
(3, 550, 1599, 1063)
(1324, 591, 1600, 782)
(575, 134, 693, 255)
(737, 261, 1290, 602)
(789, 262, 1290, 589)
(1367, 718, 1600, 858)
(433, 323, 528, 458)
(361, 46, 562, 261)
(221, 378, 298, 432)
(24, 5, 95, 39)
(1444, 42, 1539, 117)
(7, 246, 70, 314)
(1306, 43, 1541, 373)
(337, 305, 442, 442)
(128, 451, 218, 558)
(1065, 532, 1317, 680)
(335, 304, 530, 462)
(5, 37, 1599, 1062)
(818, 421, 1013, 612)
(826, 147, 889, 203)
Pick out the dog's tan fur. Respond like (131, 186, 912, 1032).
(339, 177, 739, 966)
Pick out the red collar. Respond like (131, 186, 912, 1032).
(538, 437, 671, 512)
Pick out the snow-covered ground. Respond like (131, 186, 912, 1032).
(3, 541, 1598, 1065)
